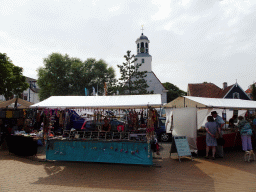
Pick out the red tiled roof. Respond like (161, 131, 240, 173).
(188, 83, 233, 98)
(245, 83, 256, 94)
(246, 89, 251, 94)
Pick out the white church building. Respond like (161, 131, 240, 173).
(134, 32, 167, 104)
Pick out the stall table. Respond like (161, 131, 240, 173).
(197, 130, 245, 151)
(7, 135, 38, 156)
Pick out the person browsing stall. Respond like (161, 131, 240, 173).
(211, 111, 225, 130)
(205, 116, 220, 160)
(229, 115, 237, 128)
(252, 115, 256, 132)
(211, 111, 225, 158)
(236, 116, 253, 153)
(101, 117, 111, 132)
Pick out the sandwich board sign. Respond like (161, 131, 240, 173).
(172, 136, 193, 162)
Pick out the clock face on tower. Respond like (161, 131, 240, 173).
(140, 47, 145, 53)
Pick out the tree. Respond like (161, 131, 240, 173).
(251, 83, 256, 101)
(162, 82, 187, 103)
(117, 50, 148, 95)
(84, 58, 116, 96)
(37, 53, 73, 100)
(37, 53, 116, 101)
(0, 53, 28, 100)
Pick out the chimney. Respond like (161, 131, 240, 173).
(223, 82, 227, 89)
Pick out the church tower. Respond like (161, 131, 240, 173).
(133, 28, 167, 104)
(135, 32, 152, 72)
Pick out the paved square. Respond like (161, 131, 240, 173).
(1, 143, 256, 192)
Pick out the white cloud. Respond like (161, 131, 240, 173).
(1, 0, 256, 92)
(109, 5, 120, 12)
(151, 0, 172, 21)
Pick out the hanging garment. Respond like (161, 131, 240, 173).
(6, 111, 13, 118)
(36, 112, 41, 122)
(0, 111, 6, 118)
(59, 111, 64, 126)
(140, 110, 145, 124)
(17, 118, 24, 126)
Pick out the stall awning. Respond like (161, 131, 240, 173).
(0, 98, 34, 109)
(165, 96, 256, 109)
(30, 94, 162, 109)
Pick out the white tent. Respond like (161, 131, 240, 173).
(30, 94, 162, 109)
(165, 96, 256, 152)
(165, 96, 256, 109)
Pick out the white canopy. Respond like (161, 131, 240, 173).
(165, 96, 256, 109)
(30, 94, 162, 109)
(164, 96, 256, 153)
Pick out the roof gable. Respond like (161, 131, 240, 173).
(150, 71, 166, 90)
(188, 82, 251, 100)
(223, 83, 251, 100)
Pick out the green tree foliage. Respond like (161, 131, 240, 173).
(117, 50, 148, 95)
(162, 82, 187, 103)
(0, 53, 29, 100)
(37, 53, 115, 101)
(251, 83, 256, 101)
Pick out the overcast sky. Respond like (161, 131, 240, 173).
(1, 0, 255, 92)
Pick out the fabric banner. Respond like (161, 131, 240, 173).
(165, 108, 197, 152)
(46, 140, 153, 165)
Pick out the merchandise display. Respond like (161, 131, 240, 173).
(1, 95, 163, 165)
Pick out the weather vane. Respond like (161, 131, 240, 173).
(141, 25, 144, 34)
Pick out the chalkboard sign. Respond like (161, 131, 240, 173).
(173, 136, 192, 162)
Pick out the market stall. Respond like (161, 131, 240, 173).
(30, 94, 162, 165)
(164, 96, 256, 153)
(0, 98, 41, 155)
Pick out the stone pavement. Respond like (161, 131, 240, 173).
(1, 143, 256, 192)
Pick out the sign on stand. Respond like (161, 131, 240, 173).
(172, 136, 193, 162)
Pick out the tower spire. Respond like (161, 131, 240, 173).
(141, 25, 144, 35)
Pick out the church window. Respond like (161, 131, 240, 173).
(146, 49, 148, 53)
(141, 42, 144, 47)
(137, 43, 139, 48)
(146, 43, 148, 48)
(142, 59, 144, 63)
